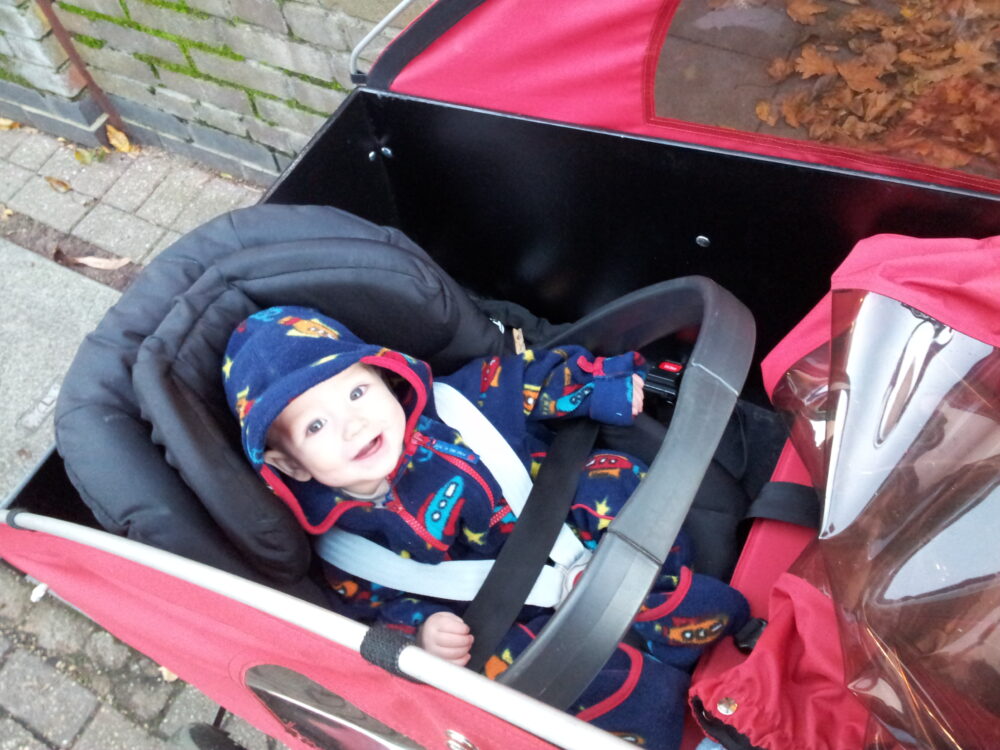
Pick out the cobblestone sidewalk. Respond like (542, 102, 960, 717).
(0, 124, 288, 750)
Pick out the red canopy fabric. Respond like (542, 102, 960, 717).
(0, 525, 555, 750)
(388, 0, 1000, 196)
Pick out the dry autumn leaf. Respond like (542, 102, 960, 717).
(786, 0, 828, 25)
(756, 100, 780, 126)
(796, 44, 838, 77)
(63, 254, 130, 270)
(767, 57, 795, 81)
(0, 117, 21, 131)
(45, 176, 72, 193)
(837, 58, 887, 92)
(158, 666, 179, 682)
(106, 124, 132, 153)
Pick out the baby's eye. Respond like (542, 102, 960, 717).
(306, 419, 325, 435)
(350, 385, 367, 400)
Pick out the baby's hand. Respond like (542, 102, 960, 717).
(417, 612, 473, 666)
(631, 373, 645, 417)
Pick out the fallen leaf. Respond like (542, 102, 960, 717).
(45, 177, 72, 193)
(838, 7, 893, 31)
(796, 44, 838, 77)
(837, 58, 887, 92)
(781, 92, 810, 128)
(106, 124, 132, 153)
(0, 117, 21, 131)
(74, 149, 94, 165)
(755, 100, 780, 126)
(954, 38, 999, 68)
(786, 0, 828, 24)
(1, 206, 12, 222)
(767, 57, 795, 81)
(63, 254, 131, 270)
(158, 666, 179, 682)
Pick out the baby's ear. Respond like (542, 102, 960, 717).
(263, 448, 312, 482)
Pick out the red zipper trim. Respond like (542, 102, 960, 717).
(413, 433, 499, 508)
(385, 492, 449, 551)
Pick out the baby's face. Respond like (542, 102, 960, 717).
(264, 362, 406, 496)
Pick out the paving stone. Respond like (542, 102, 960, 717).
(74, 704, 171, 750)
(110, 657, 176, 722)
(37, 146, 132, 199)
(6, 175, 92, 232)
(0, 565, 29, 624)
(222, 712, 289, 750)
(0, 717, 49, 750)
(71, 203, 166, 263)
(135, 163, 213, 227)
(0, 634, 10, 656)
(102, 149, 174, 213)
(158, 684, 220, 738)
(7, 131, 61, 170)
(654, 36, 783, 132)
(20, 597, 96, 655)
(667, 0, 805, 61)
(0, 650, 98, 746)
(171, 176, 261, 233)
(0, 239, 119, 499)
(0, 127, 31, 158)
(144, 229, 181, 264)
(0, 159, 33, 202)
(84, 631, 132, 671)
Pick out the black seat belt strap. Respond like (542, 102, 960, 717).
(463, 418, 599, 672)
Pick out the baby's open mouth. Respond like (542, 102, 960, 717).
(354, 434, 383, 461)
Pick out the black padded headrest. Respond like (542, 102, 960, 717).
(56, 205, 509, 585)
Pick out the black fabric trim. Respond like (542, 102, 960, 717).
(5, 510, 28, 531)
(462, 419, 599, 672)
(690, 697, 766, 750)
(744, 481, 820, 530)
(360, 625, 418, 681)
(366, 0, 488, 91)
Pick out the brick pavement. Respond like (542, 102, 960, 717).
(0, 123, 289, 749)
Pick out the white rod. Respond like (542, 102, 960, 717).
(2, 511, 632, 749)
(349, 0, 422, 77)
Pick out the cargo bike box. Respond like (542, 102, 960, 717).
(3, 1, 1000, 748)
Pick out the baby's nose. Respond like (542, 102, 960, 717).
(343, 414, 367, 439)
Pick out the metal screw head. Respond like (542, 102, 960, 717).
(695, 235, 711, 248)
(380, 146, 394, 158)
(445, 730, 477, 750)
(368, 150, 378, 161)
(717, 697, 738, 716)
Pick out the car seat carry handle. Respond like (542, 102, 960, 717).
(499, 276, 755, 708)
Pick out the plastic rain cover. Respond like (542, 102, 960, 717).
(772, 287, 1000, 749)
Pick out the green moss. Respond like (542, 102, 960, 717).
(134, 0, 211, 20)
(72, 33, 106, 49)
(0, 62, 36, 90)
(59, 2, 236, 59)
(268, 64, 347, 94)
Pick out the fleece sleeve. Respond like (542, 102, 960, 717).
(321, 563, 457, 636)
(521, 347, 644, 426)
